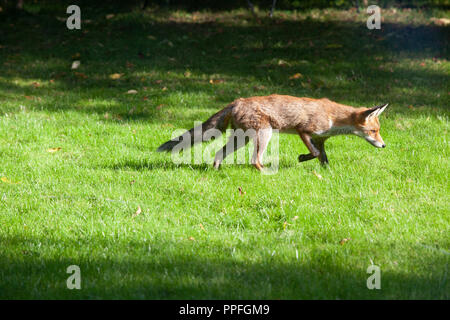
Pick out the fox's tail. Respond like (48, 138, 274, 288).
(157, 104, 233, 152)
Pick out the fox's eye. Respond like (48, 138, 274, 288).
(371, 130, 377, 133)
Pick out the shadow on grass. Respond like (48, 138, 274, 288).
(0, 8, 448, 122)
(0, 234, 447, 299)
(100, 158, 299, 171)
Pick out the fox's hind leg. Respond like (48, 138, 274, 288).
(213, 130, 250, 169)
(252, 128, 272, 171)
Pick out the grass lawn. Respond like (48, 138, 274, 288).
(0, 5, 449, 299)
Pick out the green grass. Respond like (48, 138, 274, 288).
(0, 5, 449, 299)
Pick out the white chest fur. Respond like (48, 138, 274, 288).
(313, 124, 356, 137)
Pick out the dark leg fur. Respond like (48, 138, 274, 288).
(297, 134, 329, 165)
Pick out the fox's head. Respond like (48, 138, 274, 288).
(354, 103, 389, 148)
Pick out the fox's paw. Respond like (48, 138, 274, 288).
(298, 154, 315, 163)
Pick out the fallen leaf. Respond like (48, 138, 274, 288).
(32, 82, 41, 88)
(106, 14, 115, 20)
(339, 238, 351, 245)
(161, 87, 167, 91)
(188, 236, 195, 241)
(199, 224, 206, 232)
(126, 89, 138, 94)
(72, 53, 81, 59)
(147, 35, 156, 40)
(109, 73, 123, 80)
(1, 177, 19, 184)
(289, 73, 303, 79)
(133, 206, 142, 217)
(209, 79, 224, 84)
(47, 147, 61, 153)
(71, 60, 80, 69)
(238, 187, 246, 196)
(313, 170, 323, 180)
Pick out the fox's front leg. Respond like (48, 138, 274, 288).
(297, 133, 329, 165)
(312, 138, 329, 165)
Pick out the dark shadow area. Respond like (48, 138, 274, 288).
(0, 8, 448, 123)
(0, 234, 447, 299)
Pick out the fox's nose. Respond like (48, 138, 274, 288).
(381, 144, 386, 148)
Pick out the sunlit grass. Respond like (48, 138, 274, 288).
(0, 6, 448, 299)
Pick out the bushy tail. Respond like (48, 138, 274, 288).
(157, 104, 233, 152)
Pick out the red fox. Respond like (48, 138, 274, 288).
(157, 94, 388, 170)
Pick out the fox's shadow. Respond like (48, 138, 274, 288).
(102, 157, 300, 172)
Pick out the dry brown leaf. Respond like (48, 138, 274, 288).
(47, 147, 61, 153)
(339, 238, 351, 245)
(199, 223, 206, 232)
(32, 82, 41, 88)
(209, 79, 224, 84)
(313, 170, 323, 180)
(289, 73, 303, 80)
(109, 73, 123, 80)
(133, 206, 142, 217)
(126, 89, 138, 94)
(1, 177, 19, 184)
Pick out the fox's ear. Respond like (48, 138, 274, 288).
(364, 103, 389, 120)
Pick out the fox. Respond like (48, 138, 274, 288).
(157, 94, 388, 170)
